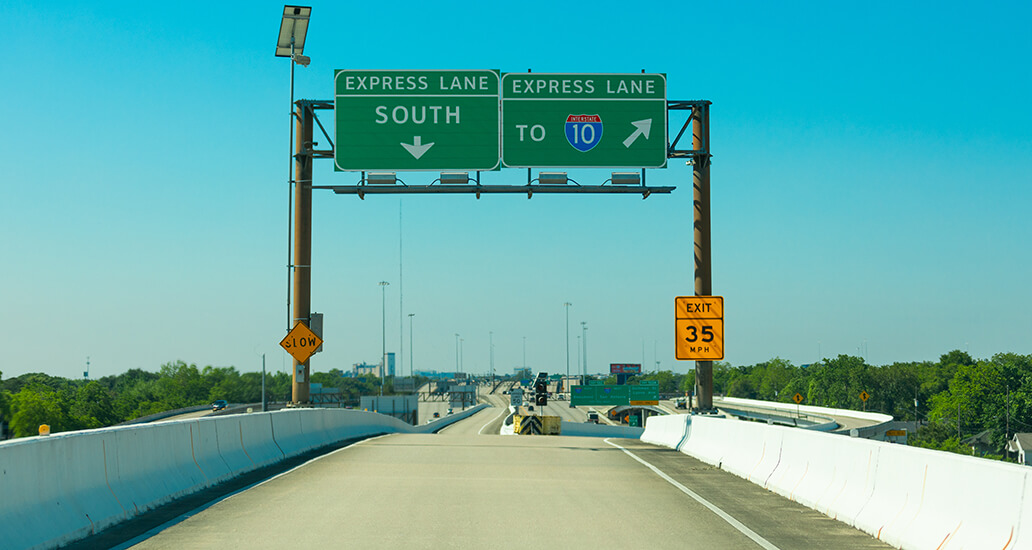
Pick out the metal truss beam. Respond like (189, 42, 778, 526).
(312, 184, 675, 199)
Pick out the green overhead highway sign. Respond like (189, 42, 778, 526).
(500, 73, 667, 169)
(571, 384, 629, 406)
(334, 70, 501, 171)
(570, 383, 659, 406)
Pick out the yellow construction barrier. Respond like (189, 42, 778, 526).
(514, 414, 561, 435)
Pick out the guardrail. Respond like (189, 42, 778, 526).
(642, 413, 1028, 549)
(0, 404, 487, 550)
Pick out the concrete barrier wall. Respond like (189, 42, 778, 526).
(642, 413, 1030, 549)
(0, 404, 487, 550)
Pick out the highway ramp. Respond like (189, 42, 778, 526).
(118, 406, 888, 549)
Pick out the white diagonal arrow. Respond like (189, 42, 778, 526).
(622, 119, 653, 148)
(401, 136, 434, 159)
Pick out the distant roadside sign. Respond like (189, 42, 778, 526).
(675, 296, 724, 360)
(859, 391, 870, 402)
(280, 321, 323, 364)
(334, 70, 501, 171)
(610, 363, 642, 374)
(793, 393, 804, 404)
(500, 73, 667, 168)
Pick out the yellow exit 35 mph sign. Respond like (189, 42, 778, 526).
(675, 296, 724, 360)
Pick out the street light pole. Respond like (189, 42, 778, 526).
(455, 333, 459, 372)
(379, 280, 389, 396)
(408, 313, 415, 379)
(564, 302, 572, 394)
(523, 336, 527, 374)
(581, 322, 587, 384)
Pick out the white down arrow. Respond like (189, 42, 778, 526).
(401, 136, 435, 159)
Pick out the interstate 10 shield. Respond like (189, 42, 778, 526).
(565, 114, 603, 152)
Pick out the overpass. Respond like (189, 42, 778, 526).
(0, 386, 1026, 549)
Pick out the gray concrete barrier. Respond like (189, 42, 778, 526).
(0, 405, 487, 549)
(641, 413, 1029, 549)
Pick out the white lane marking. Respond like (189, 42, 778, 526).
(604, 439, 781, 550)
(478, 406, 509, 435)
(110, 434, 394, 549)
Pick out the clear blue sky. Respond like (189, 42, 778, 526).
(2, 1, 1030, 381)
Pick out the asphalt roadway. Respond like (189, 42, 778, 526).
(119, 396, 889, 549)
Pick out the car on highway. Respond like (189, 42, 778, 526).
(433, 411, 440, 418)
(212, 399, 228, 412)
(586, 411, 599, 424)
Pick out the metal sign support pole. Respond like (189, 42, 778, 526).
(692, 102, 714, 411)
(291, 102, 314, 405)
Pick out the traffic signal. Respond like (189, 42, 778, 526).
(536, 393, 547, 406)
(534, 379, 546, 394)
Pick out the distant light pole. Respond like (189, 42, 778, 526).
(408, 313, 415, 378)
(455, 333, 460, 372)
(564, 302, 572, 390)
(379, 280, 389, 396)
(577, 334, 582, 377)
(489, 331, 494, 381)
(460, 338, 464, 372)
(523, 336, 527, 374)
(581, 321, 587, 384)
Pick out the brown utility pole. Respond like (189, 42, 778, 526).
(291, 101, 314, 405)
(692, 102, 714, 411)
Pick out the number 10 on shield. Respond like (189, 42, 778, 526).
(565, 114, 603, 152)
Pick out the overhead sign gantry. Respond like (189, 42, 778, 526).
(284, 65, 713, 409)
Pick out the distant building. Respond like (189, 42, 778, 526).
(353, 362, 378, 377)
(1008, 434, 1032, 465)
(353, 353, 395, 378)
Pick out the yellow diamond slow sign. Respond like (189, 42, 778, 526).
(280, 321, 323, 364)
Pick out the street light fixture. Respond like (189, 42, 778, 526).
(379, 281, 389, 395)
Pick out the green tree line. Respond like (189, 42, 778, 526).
(4, 350, 1030, 460)
(0, 361, 410, 439)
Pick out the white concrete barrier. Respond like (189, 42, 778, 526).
(642, 413, 1032, 550)
(188, 419, 234, 485)
(0, 432, 121, 549)
(0, 404, 490, 550)
(641, 414, 689, 449)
